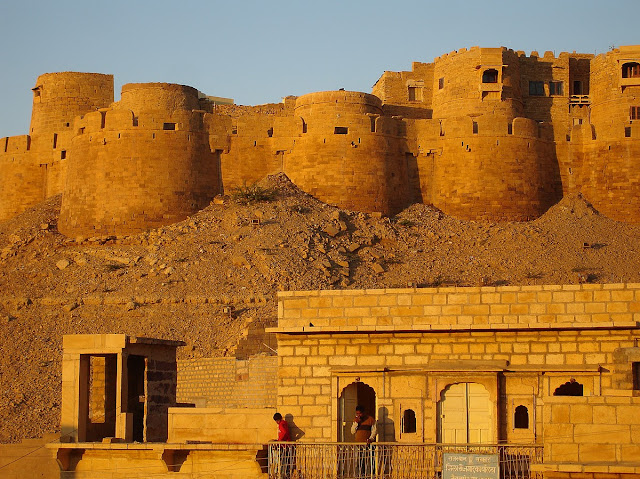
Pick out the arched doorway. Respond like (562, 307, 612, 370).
(338, 382, 376, 442)
(438, 382, 493, 444)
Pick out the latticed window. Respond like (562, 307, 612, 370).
(631, 106, 640, 120)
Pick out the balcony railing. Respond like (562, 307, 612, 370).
(268, 443, 543, 479)
(569, 94, 591, 105)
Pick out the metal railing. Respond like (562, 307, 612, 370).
(268, 443, 543, 479)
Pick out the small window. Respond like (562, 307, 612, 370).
(370, 117, 376, 133)
(514, 405, 529, 429)
(33, 89, 41, 97)
(65, 122, 70, 127)
(334, 127, 348, 134)
(482, 69, 498, 83)
(472, 121, 478, 134)
(100, 111, 106, 129)
(554, 379, 583, 396)
(163, 123, 176, 130)
(631, 106, 640, 120)
(573, 118, 583, 126)
(408, 86, 420, 101)
(529, 81, 544, 96)
(267, 127, 273, 138)
(626, 126, 632, 138)
(402, 409, 416, 434)
(508, 123, 513, 135)
(549, 81, 563, 96)
(301, 118, 307, 134)
(133, 116, 139, 127)
(52, 133, 58, 149)
(61, 150, 66, 159)
(633, 362, 640, 390)
(232, 125, 238, 135)
(622, 62, 640, 78)
(438, 77, 444, 89)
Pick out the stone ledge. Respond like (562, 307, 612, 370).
(531, 462, 640, 473)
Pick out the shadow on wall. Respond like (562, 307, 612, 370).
(285, 414, 305, 441)
(377, 406, 395, 442)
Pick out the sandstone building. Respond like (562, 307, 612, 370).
(35, 283, 640, 479)
(2, 45, 640, 235)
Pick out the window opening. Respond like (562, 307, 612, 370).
(631, 106, 640, 120)
(61, 150, 66, 159)
(438, 77, 444, 89)
(508, 123, 513, 135)
(133, 116, 139, 127)
(267, 127, 273, 138)
(573, 118, 583, 126)
(52, 133, 58, 149)
(529, 81, 544, 96)
(633, 362, 640, 391)
(408, 86, 420, 101)
(100, 111, 106, 129)
(554, 379, 583, 396)
(549, 81, 563, 96)
(626, 127, 632, 138)
(573, 81, 583, 95)
(472, 121, 479, 134)
(301, 118, 307, 134)
(33, 88, 41, 97)
(370, 117, 376, 133)
(65, 122, 70, 127)
(163, 123, 176, 130)
(334, 127, 348, 134)
(232, 125, 238, 135)
(482, 69, 498, 83)
(622, 62, 640, 78)
(402, 409, 417, 434)
(514, 405, 529, 429)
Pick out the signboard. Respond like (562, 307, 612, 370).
(443, 453, 500, 479)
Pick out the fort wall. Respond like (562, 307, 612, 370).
(3, 46, 640, 230)
(0, 135, 45, 221)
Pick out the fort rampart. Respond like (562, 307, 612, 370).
(2, 46, 640, 234)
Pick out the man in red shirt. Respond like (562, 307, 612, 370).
(274, 412, 291, 441)
(273, 412, 292, 478)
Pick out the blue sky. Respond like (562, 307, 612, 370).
(1, 0, 638, 137)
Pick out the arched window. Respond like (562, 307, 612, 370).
(622, 62, 640, 78)
(482, 69, 499, 83)
(554, 379, 583, 396)
(403, 409, 417, 434)
(514, 405, 529, 429)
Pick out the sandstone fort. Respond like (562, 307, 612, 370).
(2, 45, 640, 236)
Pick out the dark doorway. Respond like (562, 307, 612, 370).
(127, 355, 146, 442)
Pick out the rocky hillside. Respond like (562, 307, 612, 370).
(1, 174, 640, 442)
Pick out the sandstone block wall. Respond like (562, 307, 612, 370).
(177, 355, 277, 408)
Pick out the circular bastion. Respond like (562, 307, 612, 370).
(284, 91, 411, 215)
